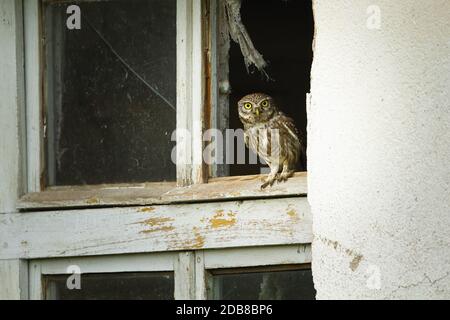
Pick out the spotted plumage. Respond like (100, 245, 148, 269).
(238, 93, 304, 189)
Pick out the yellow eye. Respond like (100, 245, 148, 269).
(243, 103, 253, 110)
(261, 100, 269, 107)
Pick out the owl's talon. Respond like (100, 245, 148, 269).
(277, 176, 287, 183)
(277, 170, 295, 184)
(261, 175, 277, 189)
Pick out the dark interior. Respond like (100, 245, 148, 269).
(228, 0, 314, 176)
(44, 0, 177, 186)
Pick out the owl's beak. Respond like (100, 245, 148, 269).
(255, 108, 260, 117)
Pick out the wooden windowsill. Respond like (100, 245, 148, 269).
(18, 172, 308, 211)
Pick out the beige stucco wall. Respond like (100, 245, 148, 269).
(309, 0, 450, 299)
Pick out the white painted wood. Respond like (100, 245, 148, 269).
(176, 0, 206, 186)
(177, 0, 194, 186)
(24, 0, 42, 193)
(191, 0, 206, 184)
(174, 251, 195, 300)
(203, 245, 312, 269)
(37, 253, 175, 275)
(0, 197, 312, 260)
(194, 251, 207, 300)
(162, 172, 307, 204)
(0, 0, 26, 213)
(29, 261, 43, 300)
(0, 260, 28, 300)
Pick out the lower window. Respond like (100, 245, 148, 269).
(30, 245, 313, 300)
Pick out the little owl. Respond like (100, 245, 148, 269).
(238, 93, 304, 189)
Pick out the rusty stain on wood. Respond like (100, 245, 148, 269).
(139, 207, 155, 213)
(169, 227, 205, 250)
(86, 197, 99, 205)
(140, 226, 175, 234)
(287, 208, 298, 220)
(193, 228, 206, 248)
(138, 217, 175, 234)
(208, 210, 237, 229)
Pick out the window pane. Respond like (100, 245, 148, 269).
(211, 268, 315, 300)
(44, 272, 174, 300)
(43, 0, 176, 186)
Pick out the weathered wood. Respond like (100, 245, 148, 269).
(37, 252, 175, 275)
(0, 0, 26, 213)
(0, 260, 28, 300)
(176, 0, 207, 186)
(203, 245, 311, 269)
(18, 172, 307, 210)
(29, 261, 42, 300)
(174, 252, 196, 300)
(18, 181, 176, 210)
(210, 0, 231, 177)
(29, 252, 176, 300)
(24, 0, 42, 193)
(1, 197, 312, 260)
(194, 251, 208, 300)
(164, 172, 307, 203)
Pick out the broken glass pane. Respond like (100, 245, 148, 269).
(43, 0, 176, 186)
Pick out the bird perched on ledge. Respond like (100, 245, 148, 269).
(238, 93, 304, 189)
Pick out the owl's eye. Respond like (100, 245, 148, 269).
(243, 103, 253, 110)
(261, 100, 269, 108)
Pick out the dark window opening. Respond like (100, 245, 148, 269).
(228, 0, 314, 176)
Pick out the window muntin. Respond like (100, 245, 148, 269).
(43, 0, 176, 186)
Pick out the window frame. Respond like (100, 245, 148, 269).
(28, 245, 311, 300)
(19, 0, 308, 210)
(0, 0, 313, 301)
(196, 245, 312, 300)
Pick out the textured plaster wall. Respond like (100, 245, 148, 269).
(309, 0, 450, 299)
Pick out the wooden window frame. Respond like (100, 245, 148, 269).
(28, 245, 311, 300)
(19, 0, 308, 211)
(0, 0, 312, 300)
(30, 252, 179, 300)
(195, 245, 312, 300)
